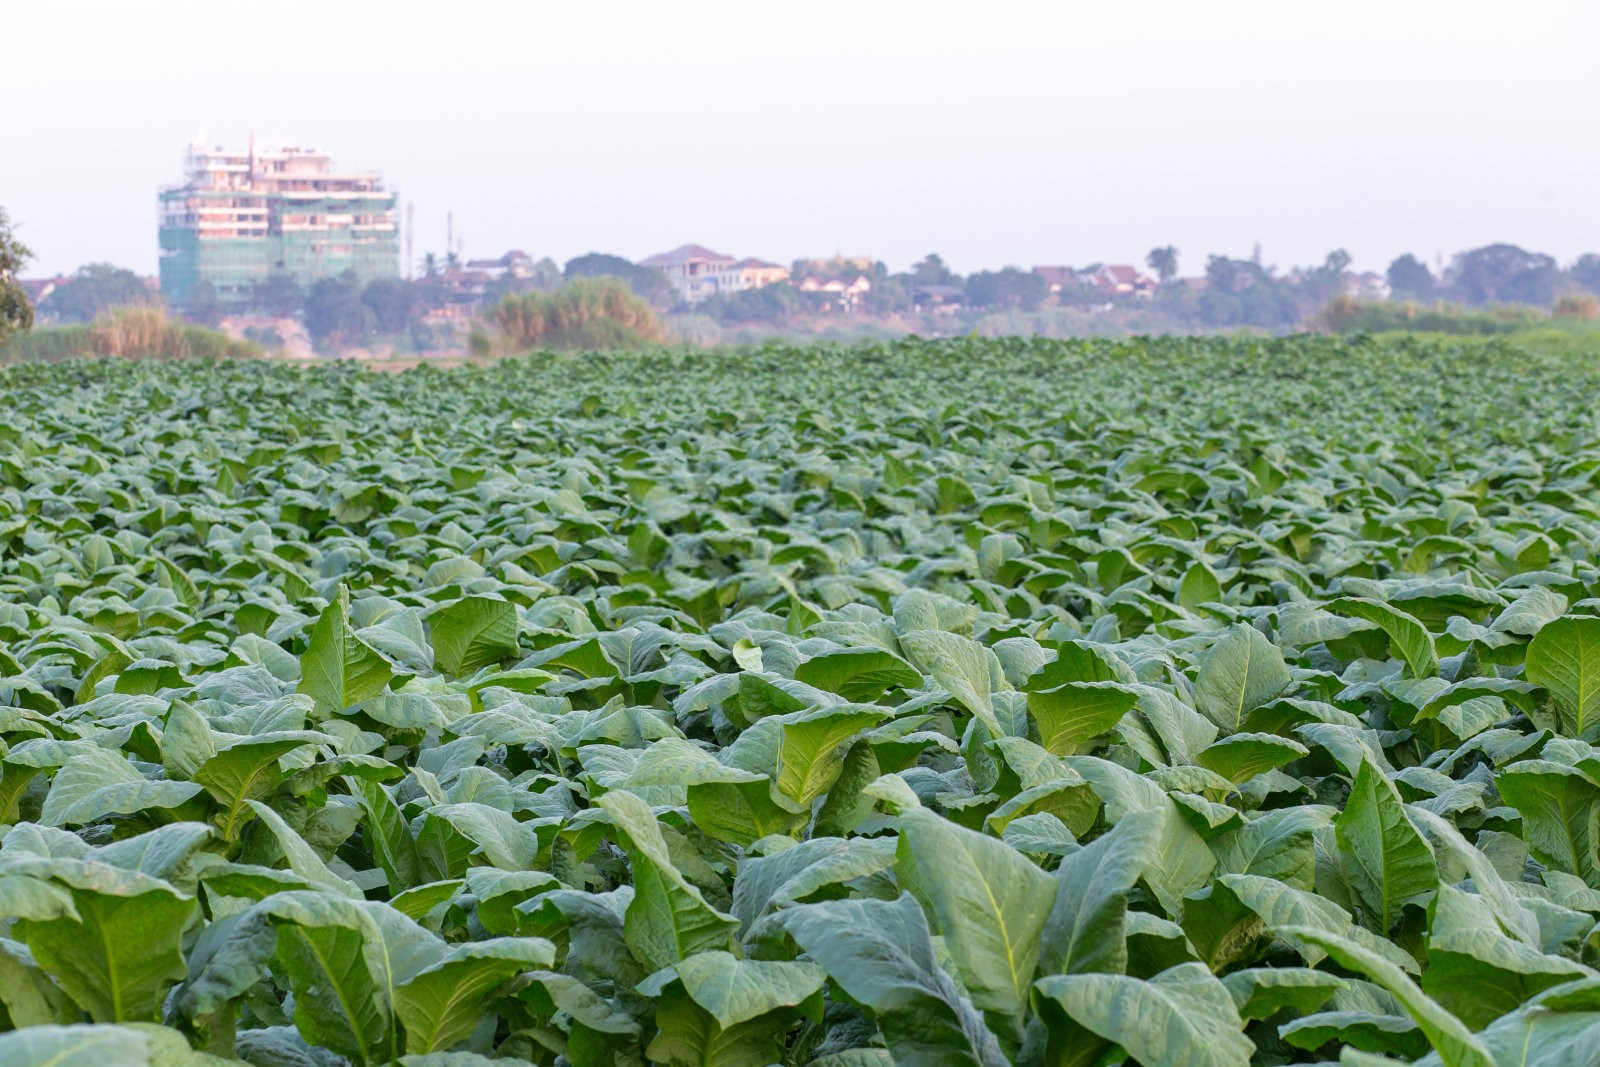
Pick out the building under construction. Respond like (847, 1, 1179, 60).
(158, 141, 399, 311)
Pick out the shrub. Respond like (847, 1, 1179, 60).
(0, 305, 259, 362)
(1553, 292, 1600, 319)
(487, 277, 667, 353)
(1318, 296, 1544, 335)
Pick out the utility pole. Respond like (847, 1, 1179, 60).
(406, 201, 414, 280)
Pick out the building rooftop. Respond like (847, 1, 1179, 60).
(640, 244, 736, 267)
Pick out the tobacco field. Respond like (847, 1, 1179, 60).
(5, 335, 1600, 1066)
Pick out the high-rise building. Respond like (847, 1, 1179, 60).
(158, 142, 399, 311)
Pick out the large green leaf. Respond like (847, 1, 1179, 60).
(39, 746, 202, 828)
(1494, 759, 1600, 887)
(1031, 962, 1255, 1067)
(900, 630, 1003, 737)
(356, 777, 421, 893)
(1421, 884, 1593, 1029)
(776, 894, 1007, 1067)
(298, 595, 393, 717)
(595, 790, 737, 971)
(1193, 624, 1291, 734)
(430, 596, 519, 677)
(15, 879, 196, 1023)
(269, 910, 396, 1063)
(254, 891, 446, 1065)
(1036, 807, 1160, 975)
(394, 937, 555, 1053)
(774, 705, 886, 810)
(0, 1025, 150, 1067)
(637, 950, 825, 1067)
(195, 734, 320, 841)
(1335, 758, 1439, 933)
(1210, 806, 1325, 890)
(1328, 597, 1438, 679)
(793, 647, 921, 702)
(1026, 681, 1140, 755)
(1276, 925, 1493, 1067)
(1526, 615, 1600, 740)
(894, 808, 1057, 1014)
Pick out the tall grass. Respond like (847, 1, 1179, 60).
(1317, 295, 1548, 336)
(474, 278, 667, 357)
(0, 305, 260, 363)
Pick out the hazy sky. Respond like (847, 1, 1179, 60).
(5, 0, 1597, 278)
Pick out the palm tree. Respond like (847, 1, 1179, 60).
(1146, 246, 1179, 286)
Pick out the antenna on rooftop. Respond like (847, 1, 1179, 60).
(447, 211, 454, 265)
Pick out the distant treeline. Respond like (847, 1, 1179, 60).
(14, 227, 1600, 347)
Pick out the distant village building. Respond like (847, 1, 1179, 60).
(637, 246, 794, 303)
(639, 244, 737, 303)
(1086, 264, 1157, 298)
(794, 254, 874, 278)
(798, 275, 872, 310)
(726, 258, 790, 291)
(18, 277, 65, 307)
(464, 250, 535, 281)
(1343, 271, 1391, 301)
(912, 283, 964, 313)
(1032, 266, 1080, 294)
(158, 141, 399, 311)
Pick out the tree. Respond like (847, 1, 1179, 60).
(1299, 248, 1352, 304)
(1568, 254, 1600, 296)
(185, 280, 222, 327)
(564, 252, 637, 281)
(1204, 255, 1259, 293)
(563, 253, 675, 308)
(361, 278, 417, 334)
(304, 271, 375, 349)
(1449, 243, 1559, 305)
(909, 253, 958, 286)
(964, 267, 1048, 311)
(0, 207, 32, 344)
(863, 275, 911, 314)
(39, 263, 155, 323)
(1145, 246, 1179, 285)
(1386, 254, 1434, 300)
(700, 282, 804, 324)
(250, 272, 304, 317)
(528, 257, 562, 291)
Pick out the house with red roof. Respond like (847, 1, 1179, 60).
(1086, 264, 1157, 298)
(1032, 266, 1081, 294)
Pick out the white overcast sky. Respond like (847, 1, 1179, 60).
(4, 0, 1597, 277)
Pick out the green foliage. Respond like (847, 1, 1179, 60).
(305, 270, 377, 348)
(37, 263, 157, 324)
(563, 252, 677, 307)
(488, 277, 667, 352)
(1, 334, 1600, 1063)
(0, 306, 260, 364)
(1321, 296, 1550, 336)
(0, 206, 33, 344)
